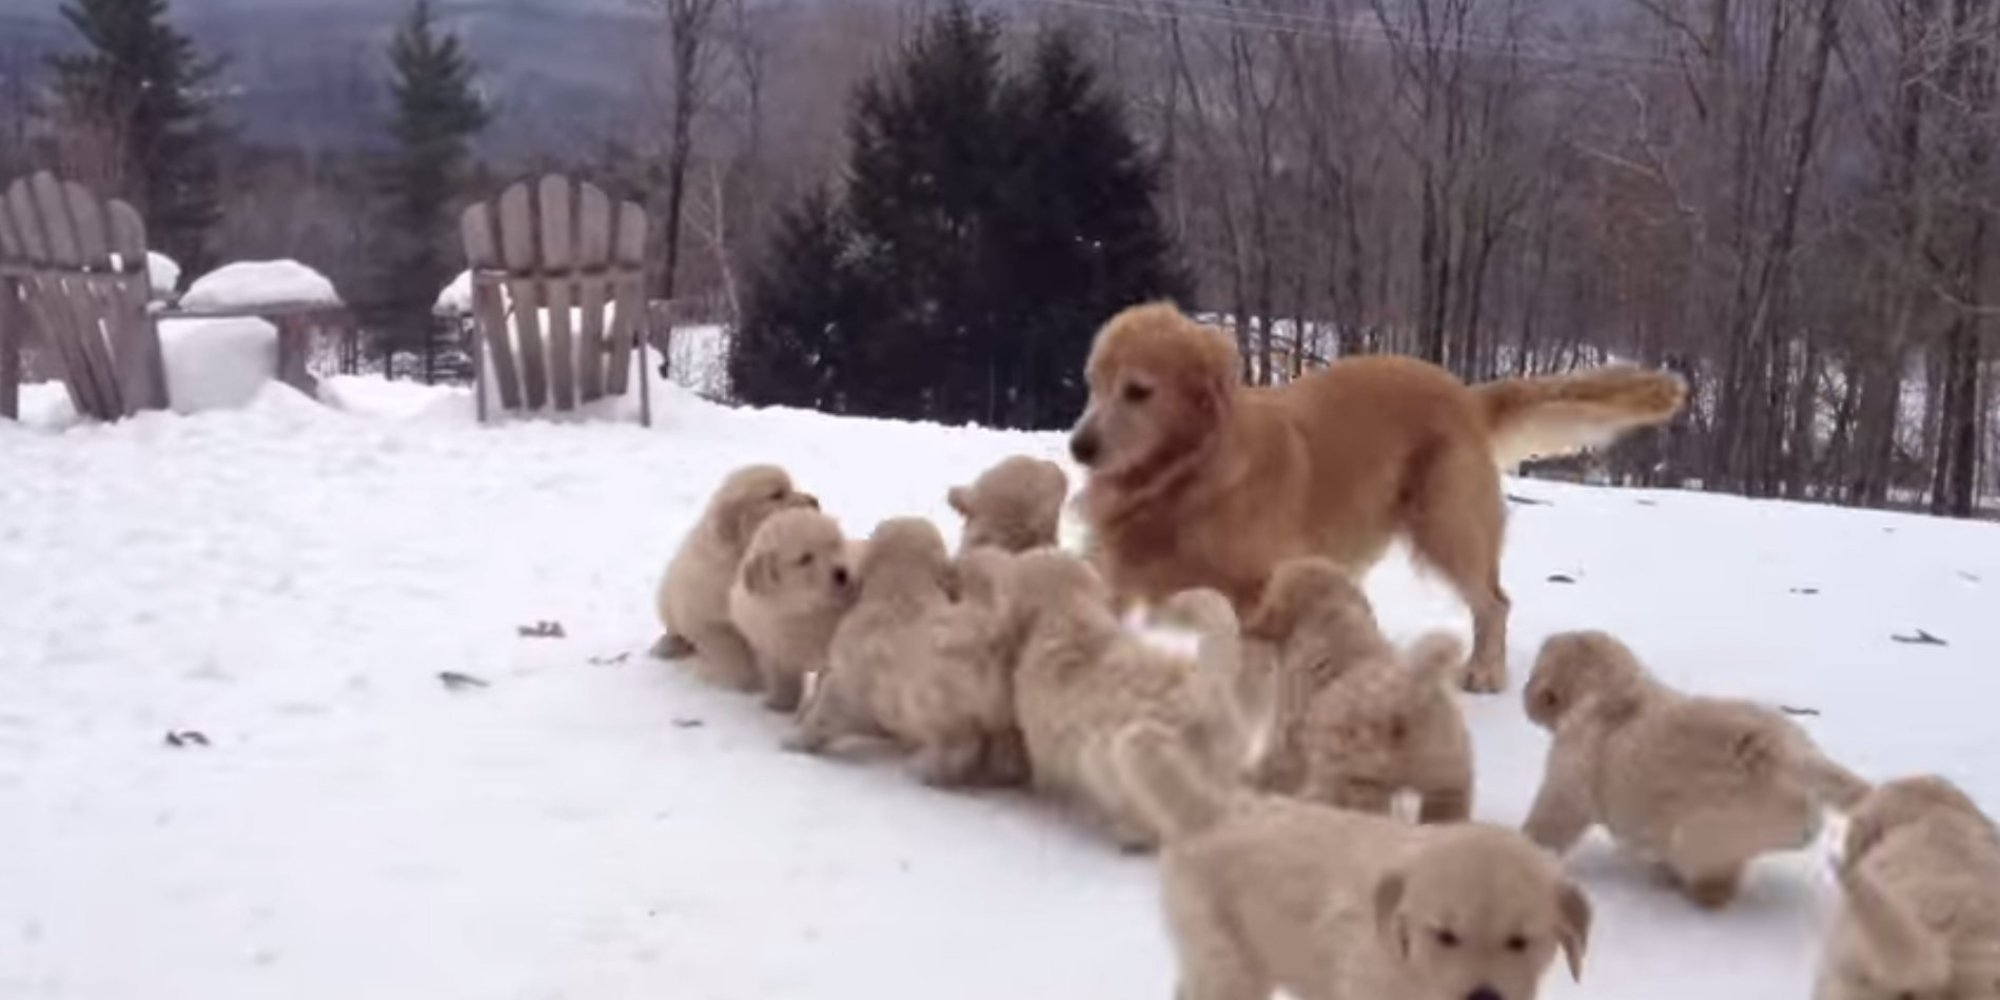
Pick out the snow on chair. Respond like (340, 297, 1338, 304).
(459, 174, 652, 426)
(0, 172, 170, 421)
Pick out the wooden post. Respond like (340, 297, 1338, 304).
(273, 314, 320, 399)
(0, 275, 20, 420)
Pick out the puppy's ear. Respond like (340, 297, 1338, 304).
(718, 498, 753, 547)
(1372, 870, 1410, 960)
(741, 550, 781, 596)
(1555, 879, 1592, 982)
(947, 486, 974, 519)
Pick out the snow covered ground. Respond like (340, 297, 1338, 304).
(2, 371, 1997, 1000)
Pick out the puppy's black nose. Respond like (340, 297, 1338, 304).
(832, 566, 851, 588)
(1069, 432, 1100, 466)
(1466, 987, 1502, 1000)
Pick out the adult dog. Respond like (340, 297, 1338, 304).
(1068, 302, 1685, 692)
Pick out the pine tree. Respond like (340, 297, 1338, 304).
(989, 29, 1188, 428)
(839, 0, 1011, 422)
(49, 0, 225, 271)
(730, 189, 864, 412)
(373, 0, 489, 381)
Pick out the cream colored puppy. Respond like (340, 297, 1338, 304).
(1814, 776, 2000, 1000)
(1000, 549, 1269, 851)
(947, 455, 1069, 554)
(655, 465, 818, 688)
(1521, 630, 1870, 909)
(728, 508, 856, 712)
(1298, 632, 1475, 823)
(1114, 723, 1591, 1000)
(1240, 558, 1472, 821)
(789, 519, 1021, 786)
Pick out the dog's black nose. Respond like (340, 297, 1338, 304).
(1465, 987, 1502, 1000)
(832, 566, 851, 588)
(1069, 432, 1100, 466)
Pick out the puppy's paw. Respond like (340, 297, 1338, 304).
(651, 633, 698, 660)
(1461, 657, 1508, 694)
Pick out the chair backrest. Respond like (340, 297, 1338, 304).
(459, 174, 650, 415)
(0, 172, 168, 420)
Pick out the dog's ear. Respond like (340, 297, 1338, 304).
(947, 486, 974, 519)
(1372, 870, 1410, 960)
(1555, 879, 1592, 982)
(741, 550, 781, 596)
(718, 497, 754, 547)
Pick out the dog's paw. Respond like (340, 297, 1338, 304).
(1461, 659, 1507, 694)
(651, 633, 697, 660)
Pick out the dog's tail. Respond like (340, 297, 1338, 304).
(1111, 721, 1237, 842)
(1475, 365, 1687, 470)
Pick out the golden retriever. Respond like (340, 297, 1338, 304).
(727, 508, 856, 712)
(1521, 630, 1871, 909)
(1113, 722, 1591, 1000)
(997, 549, 1269, 850)
(947, 455, 1069, 554)
(1814, 776, 2000, 1000)
(654, 465, 818, 687)
(789, 519, 1022, 786)
(1068, 302, 1685, 692)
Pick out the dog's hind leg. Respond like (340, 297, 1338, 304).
(1165, 877, 1271, 1000)
(687, 625, 762, 693)
(1405, 441, 1511, 694)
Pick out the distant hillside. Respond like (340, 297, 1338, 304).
(7, 0, 656, 152)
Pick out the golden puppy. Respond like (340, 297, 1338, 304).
(727, 508, 856, 712)
(1113, 723, 1591, 1000)
(999, 549, 1269, 850)
(655, 465, 818, 688)
(1814, 776, 2000, 1000)
(1296, 632, 1475, 823)
(1240, 558, 1470, 821)
(789, 520, 1021, 786)
(1069, 302, 1685, 692)
(947, 455, 1069, 554)
(1521, 630, 1870, 909)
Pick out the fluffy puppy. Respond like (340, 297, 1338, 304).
(1000, 549, 1270, 850)
(1241, 558, 1471, 822)
(1814, 776, 2000, 1000)
(655, 465, 818, 688)
(1114, 723, 1592, 1000)
(1069, 301, 1686, 692)
(727, 508, 856, 712)
(1521, 630, 1871, 909)
(789, 520, 1021, 786)
(1297, 632, 1475, 823)
(948, 456, 1069, 554)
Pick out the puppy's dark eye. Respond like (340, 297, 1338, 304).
(769, 490, 786, 501)
(1506, 934, 1529, 952)
(796, 553, 814, 567)
(1434, 929, 1459, 948)
(1122, 382, 1153, 404)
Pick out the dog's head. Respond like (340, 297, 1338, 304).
(949, 456, 1070, 554)
(853, 517, 953, 601)
(710, 464, 819, 550)
(1843, 775, 1998, 871)
(738, 509, 855, 613)
(1375, 824, 1592, 1000)
(1522, 630, 1646, 730)
(1067, 303, 1238, 479)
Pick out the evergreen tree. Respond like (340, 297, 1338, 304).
(730, 189, 864, 412)
(50, 0, 225, 271)
(732, 4, 1186, 427)
(373, 0, 489, 380)
(839, 0, 1010, 422)
(990, 28, 1188, 427)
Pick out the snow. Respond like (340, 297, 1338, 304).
(159, 317, 282, 415)
(180, 260, 342, 312)
(2, 379, 1997, 1000)
(667, 323, 729, 400)
(149, 251, 182, 298)
(435, 269, 475, 316)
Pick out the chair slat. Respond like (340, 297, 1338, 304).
(538, 176, 576, 409)
(64, 181, 110, 267)
(31, 173, 82, 267)
(461, 202, 501, 270)
(106, 200, 146, 269)
(7, 180, 49, 264)
(573, 184, 613, 400)
(509, 277, 549, 409)
(499, 182, 536, 272)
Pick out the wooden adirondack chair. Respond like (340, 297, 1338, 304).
(0, 172, 170, 421)
(459, 174, 653, 426)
